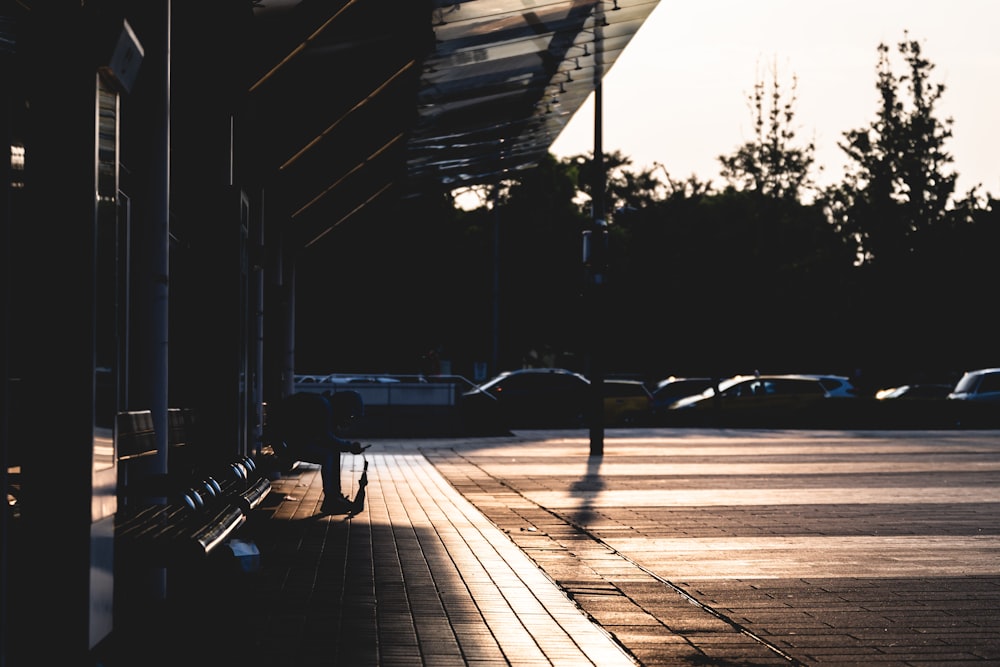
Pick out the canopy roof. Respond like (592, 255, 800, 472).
(247, 0, 661, 248)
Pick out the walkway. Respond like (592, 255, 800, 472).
(101, 429, 1000, 667)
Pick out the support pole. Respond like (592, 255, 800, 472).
(589, 82, 605, 457)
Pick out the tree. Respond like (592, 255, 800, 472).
(718, 58, 817, 202)
(563, 149, 644, 217)
(714, 60, 844, 286)
(816, 35, 1000, 376)
(822, 35, 957, 267)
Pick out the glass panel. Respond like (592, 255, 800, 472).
(411, 0, 663, 186)
(94, 76, 119, 474)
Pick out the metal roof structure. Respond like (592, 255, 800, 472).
(246, 0, 661, 249)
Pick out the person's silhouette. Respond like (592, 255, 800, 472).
(270, 390, 368, 514)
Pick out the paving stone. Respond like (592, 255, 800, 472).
(112, 432, 1000, 666)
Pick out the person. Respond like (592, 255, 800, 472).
(269, 390, 368, 515)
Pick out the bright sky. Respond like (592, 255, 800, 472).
(550, 0, 1000, 198)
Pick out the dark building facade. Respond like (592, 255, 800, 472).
(0, 1, 656, 662)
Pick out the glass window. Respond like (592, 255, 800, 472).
(976, 372, 1000, 393)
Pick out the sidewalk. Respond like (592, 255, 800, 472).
(103, 430, 1000, 667)
(106, 437, 640, 667)
(251, 448, 638, 666)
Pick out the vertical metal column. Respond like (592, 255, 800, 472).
(1, 26, 12, 665)
(491, 185, 501, 377)
(149, 1, 171, 477)
(589, 82, 606, 457)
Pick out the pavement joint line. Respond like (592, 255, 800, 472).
(238, 433, 1000, 665)
(433, 447, 806, 667)
(372, 452, 639, 666)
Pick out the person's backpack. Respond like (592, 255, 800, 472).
(265, 392, 331, 468)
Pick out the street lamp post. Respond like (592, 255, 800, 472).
(588, 81, 606, 457)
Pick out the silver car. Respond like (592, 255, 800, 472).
(948, 368, 1000, 403)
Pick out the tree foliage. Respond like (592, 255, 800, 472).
(718, 59, 816, 202)
(823, 36, 959, 267)
(297, 34, 996, 388)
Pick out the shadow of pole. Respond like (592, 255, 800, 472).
(568, 453, 605, 525)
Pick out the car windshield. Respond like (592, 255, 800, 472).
(476, 374, 511, 391)
(953, 373, 983, 394)
(477, 370, 588, 393)
(654, 379, 713, 397)
(817, 378, 848, 392)
(681, 377, 739, 399)
(711, 377, 747, 395)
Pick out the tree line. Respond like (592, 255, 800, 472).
(297, 35, 997, 393)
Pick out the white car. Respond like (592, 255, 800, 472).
(670, 373, 857, 412)
(948, 368, 1000, 403)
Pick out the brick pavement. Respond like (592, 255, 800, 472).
(426, 431, 1000, 666)
(102, 430, 1000, 667)
(218, 446, 638, 667)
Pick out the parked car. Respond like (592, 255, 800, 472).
(668, 374, 855, 425)
(650, 377, 716, 415)
(795, 374, 860, 398)
(948, 368, 1000, 403)
(603, 379, 653, 426)
(875, 383, 953, 400)
(460, 368, 591, 430)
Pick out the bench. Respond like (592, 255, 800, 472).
(115, 483, 246, 565)
(114, 409, 270, 565)
(164, 407, 269, 512)
(207, 454, 272, 514)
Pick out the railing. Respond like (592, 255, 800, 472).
(293, 374, 480, 407)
